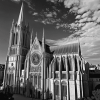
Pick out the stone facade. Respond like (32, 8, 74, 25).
(3, 3, 94, 100)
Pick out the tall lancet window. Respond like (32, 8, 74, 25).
(68, 55, 73, 71)
(12, 33, 15, 45)
(61, 57, 66, 71)
(68, 55, 73, 80)
(55, 57, 59, 79)
(34, 75, 37, 87)
(74, 55, 78, 71)
(15, 32, 18, 45)
(61, 57, 66, 79)
(55, 57, 59, 71)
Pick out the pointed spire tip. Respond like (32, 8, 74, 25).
(36, 32, 37, 37)
(17, 2, 24, 26)
(43, 28, 45, 38)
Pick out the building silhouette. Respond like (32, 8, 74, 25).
(3, 3, 99, 100)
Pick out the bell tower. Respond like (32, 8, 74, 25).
(4, 3, 30, 90)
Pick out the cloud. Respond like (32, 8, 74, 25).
(92, 53, 99, 55)
(11, 0, 21, 2)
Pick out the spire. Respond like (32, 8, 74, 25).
(42, 28, 45, 52)
(78, 40, 81, 57)
(36, 32, 37, 38)
(12, 19, 14, 25)
(10, 19, 15, 32)
(30, 29, 33, 44)
(17, 2, 24, 26)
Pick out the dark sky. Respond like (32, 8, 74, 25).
(0, 0, 68, 64)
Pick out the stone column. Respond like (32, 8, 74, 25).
(48, 64, 50, 92)
(59, 57, 62, 100)
(23, 60, 27, 92)
(37, 75, 39, 98)
(53, 58, 55, 100)
(33, 75, 34, 86)
(43, 56, 46, 99)
(41, 59, 44, 99)
(72, 54, 77, 100)
(77, 56, 82, 99)
(16, 55, 19, 93)
(80, 57, 84, 98)
(65, 55, 70, 100)
(46, 66, 49, 99)
(17, 55, 21, 94)
(41, 53, 47, 100)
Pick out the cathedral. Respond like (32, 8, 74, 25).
(3, 3, 92, 100)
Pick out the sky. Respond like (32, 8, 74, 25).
(0, 0, 100, 65)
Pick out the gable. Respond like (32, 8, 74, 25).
(30, 36, 42, 54)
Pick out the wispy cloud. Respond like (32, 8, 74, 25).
(11, 0, 21, 3)
(92, 53, 99, 55)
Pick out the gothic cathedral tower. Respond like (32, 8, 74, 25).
(4, 3, 30, 89)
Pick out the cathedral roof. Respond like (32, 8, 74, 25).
(50, 42, 80, 55)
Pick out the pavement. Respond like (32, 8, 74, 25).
(13, 94, 41, 100)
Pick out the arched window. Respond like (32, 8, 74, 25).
(34, 75, 37, 87)
(62, 57, 66, 71)
(74, 56, 78, 71)
(55, 57, 59, 71)
(68, 56, 73, 71)
(12, 33, 15, 45)
(15, 32, 18, 45)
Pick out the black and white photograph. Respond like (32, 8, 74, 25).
(0, 0, 100, 100)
